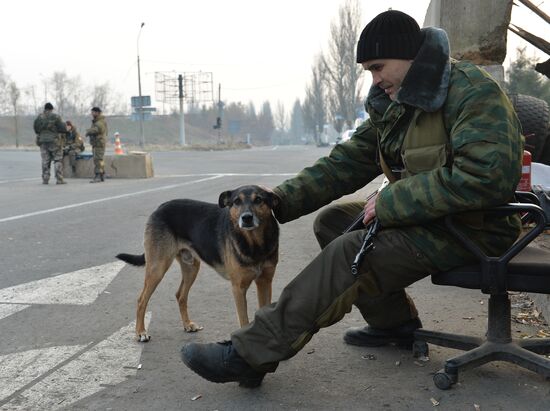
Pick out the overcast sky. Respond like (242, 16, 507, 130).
(0, 0, 548, 114)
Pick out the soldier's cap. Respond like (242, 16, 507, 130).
(91, 107, 102, 113)
(44, 102, 54, 110)
(356, 10, 422, 63)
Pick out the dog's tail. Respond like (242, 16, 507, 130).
(116, 253, 146, 266)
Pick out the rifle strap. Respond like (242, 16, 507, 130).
(378, 146, 398, 183)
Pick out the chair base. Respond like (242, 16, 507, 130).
(414, 329, 550, 389)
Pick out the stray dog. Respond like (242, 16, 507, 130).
(116, 185, 279, 342)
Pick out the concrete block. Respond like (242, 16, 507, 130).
(63, 152, 154, 179)
(424, 0, 513, 64)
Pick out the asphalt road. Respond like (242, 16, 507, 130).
(1, 147, 549, 410)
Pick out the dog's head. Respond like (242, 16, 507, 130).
(218, 185, 279, 230)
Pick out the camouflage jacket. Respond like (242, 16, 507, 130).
(65, 128, 85, 152)
(273, 27, 523, 271)
(33, 111, 67, 144)
(86, 114, 108, 146)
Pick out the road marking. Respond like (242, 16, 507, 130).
(0, 261, 124, 306)
(0, 314, 151, 410)
(0, 304, 30, 321)
(0, 177, 37, 184)
(0, 175, 223, 224)
(0, 344, 88, 400)
(156, 172, 296, 178)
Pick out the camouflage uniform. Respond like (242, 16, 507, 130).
(64, 127, 85, 172)
(231, 28, 523, 372)
(33, 110, 67, 184)
(86, 113, 108, 181)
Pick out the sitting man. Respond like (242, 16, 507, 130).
(63, 120, 85, 174)
(181, 10, 523, 387)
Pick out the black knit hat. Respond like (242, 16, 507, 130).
(356, 10, 422, 63)
(91, 106, 102, 113)
(44, 102, 54, 110)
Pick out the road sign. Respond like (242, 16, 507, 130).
(131, 112, 152, 121)
(131, 95, 151, 107)
(133, 107, 157, 112)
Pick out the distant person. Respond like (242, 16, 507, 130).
(33, 102, 68, 185)
(86, 107, 108, 183)
(63, 120, 85, 174)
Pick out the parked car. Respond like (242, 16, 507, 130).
(336, 129, 356, 144)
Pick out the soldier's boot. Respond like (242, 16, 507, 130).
(100, 173, 105, 182)
(42, 178, 49, 185)
(343, 317, 422, 348)
(90, 174, 101, 183)
(181, 340, 266, 387)
(56, 179, 67, 185)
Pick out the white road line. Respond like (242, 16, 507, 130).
(0, 304, 30, 321)
(1, 314, 151, 410)
(0, 344, 88, 400)
(0, 261, 125, 306)
(156, 172, 296, 178)
(0, 177, 37, 184)
(0, 175, 223, 224)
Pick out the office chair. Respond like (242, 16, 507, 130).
(413, 201, 550, 389)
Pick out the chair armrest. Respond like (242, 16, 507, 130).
(515, 191, 540, 205)
(445, 203, 547, 265)
(445, 203, 547, 294)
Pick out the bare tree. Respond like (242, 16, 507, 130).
(321, 0, 364, 131)
(274, 101, 286, 132)
(303, 54, 328, 145)
(0, 61, 10, 115)
(289, 98, 305, 144)
(257, 101, 275, 145)
(51, 71, 69, 116)
(24, 85, 39, 114)
(90, 83, 110, 112)
(9, 81, 20, 147)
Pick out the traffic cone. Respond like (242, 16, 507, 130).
(114, 132, 124, 155)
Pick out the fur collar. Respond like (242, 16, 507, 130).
(367, 27, 451, 114)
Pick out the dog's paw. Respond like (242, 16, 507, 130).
(184, 322, 203, 332)
(137, 333, 151, 343)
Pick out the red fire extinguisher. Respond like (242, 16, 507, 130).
(517, 150, 532, 192)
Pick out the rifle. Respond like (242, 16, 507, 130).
(350, 218, 380, 276)
(345, 177, 389, 275)
(343, 177, 390, 234)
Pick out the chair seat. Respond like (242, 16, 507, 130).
(432, 245, 550, 293)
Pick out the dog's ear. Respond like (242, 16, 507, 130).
(264, 191, 279, 209)
(218, 190, 233, 208)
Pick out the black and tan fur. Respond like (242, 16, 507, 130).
(117, 185, 279, 342)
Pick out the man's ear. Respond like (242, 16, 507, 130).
(218, 190, 233, 208)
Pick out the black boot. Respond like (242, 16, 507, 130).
(100, 173, 105, 182)
(90, 174, 101, 183)
(343, 317, 422, 348)
(181, 340, 266, 387)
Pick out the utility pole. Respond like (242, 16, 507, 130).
(178, 74, 186, 146)
(137, 22, 145, 148)
(214, 83, 224, 143)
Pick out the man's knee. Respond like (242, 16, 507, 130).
(313, 203, 363, 249)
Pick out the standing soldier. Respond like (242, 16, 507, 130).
(34, 102, 68, 185)
(86, 107, 108, 183)
(64, 120, 85, 174)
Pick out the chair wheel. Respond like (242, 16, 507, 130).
(433, 369, 457, 390)
(412, 340, 429, 358)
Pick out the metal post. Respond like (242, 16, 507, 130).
(178, 74, 186, 146)
(137, 22, 145, 148)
